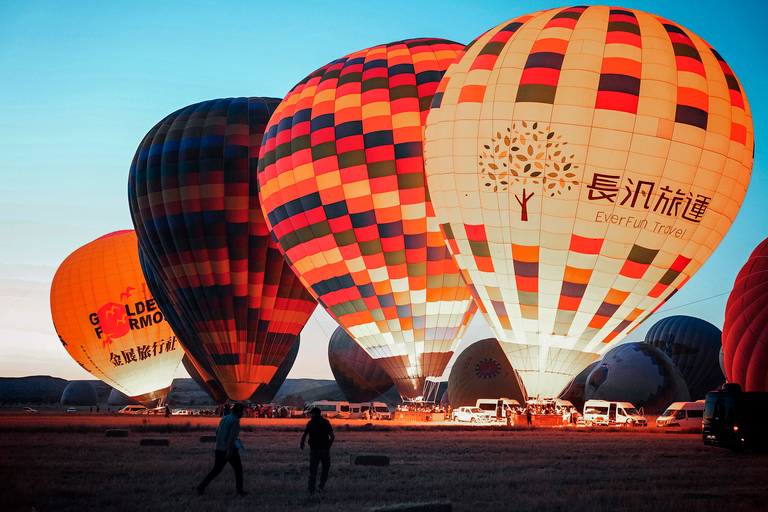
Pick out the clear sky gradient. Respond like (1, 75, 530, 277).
(1, 1, 765, 383)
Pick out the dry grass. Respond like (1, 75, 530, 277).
(1, 414, 766, 512)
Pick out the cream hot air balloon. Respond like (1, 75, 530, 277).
(424, 6, 754, 397)
(50, 230, 183, 407)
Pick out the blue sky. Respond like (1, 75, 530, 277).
(1, 1, 765, 382)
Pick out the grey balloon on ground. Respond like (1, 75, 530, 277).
(584, 342, 690, 415)
(644, 315, 725, 400)
(60, 381, 98, 406)
(328, 326, 395, 403)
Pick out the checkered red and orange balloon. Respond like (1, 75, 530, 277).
(424, 6, 754, 398)
(258, 39, 478, 398)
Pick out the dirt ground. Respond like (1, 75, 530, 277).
(1, 413, 767, 512)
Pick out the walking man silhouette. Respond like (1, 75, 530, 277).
(300, 407, 334, 494)
(197, 403, 247, 496)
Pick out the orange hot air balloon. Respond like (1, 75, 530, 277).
(50, 230, 183, 406)
(257, 39, 477, 398)
(424, 6, 754, 398)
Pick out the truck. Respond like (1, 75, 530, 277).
(702, 383, 768, 451)
(656, 401, 705, 428)
(582, 399, 647, 427)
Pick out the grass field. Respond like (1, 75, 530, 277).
(1, 413, 766, 512)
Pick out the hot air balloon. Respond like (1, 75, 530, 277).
(723, 237, 768, 391)
(140, 248, 229, 404)
(181, 355, 228, 405)
(558, 360, 598, 413)
(257, 39, 478, 398)
(60, 381, 98, 406)
(424, 6, 754, 398)
(250, 334, 300, 403)
(129, 97, 318, 401)
(644, 315, 725, 399)
(50, 230, 183, 407)
(584, 342, 690, 414)
(328, 326, 395, 403)
(447, 338, 527, 408)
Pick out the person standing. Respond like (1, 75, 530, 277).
(300, 407, 334, 494)
(196, 403, 247, 496)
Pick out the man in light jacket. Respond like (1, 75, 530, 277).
(196, 403, 247, 496)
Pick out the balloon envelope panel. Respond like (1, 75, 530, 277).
(558, 361, 598, 413)
(257, 40, 477, 398)
(644, 315, 724, 399)
(328, 326, 395, 403)
(129, 97, 318, 401)
(723, 237, 768, 392)
(584, 342, 690, 414)
(447, 338, 527, 407)
(50, 231, 182, 402)
(424, 6, 754, 399)
(60, 381, 98, 406)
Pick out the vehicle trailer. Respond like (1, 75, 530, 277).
(702, 383, 768, 451)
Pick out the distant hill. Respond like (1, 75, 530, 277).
(0, 376, 408, 407)
(0, 376, 345, 406)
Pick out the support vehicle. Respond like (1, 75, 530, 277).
(656, 401, 705, 428)
(475, 398, 521, 422)
(702, 383, 768, 451)
(582, 400, 647, 426)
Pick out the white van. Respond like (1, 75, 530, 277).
(656, 401, 705, 428)
(583, 400, 647, 427)
(348, 403, 363, 419)
(361, 402, 392, 420)
(307, 400, 351, 419)
(118, 405, 147, 415)
(475, 398, 521, 421)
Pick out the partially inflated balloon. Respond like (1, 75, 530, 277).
(447, 338, 527, 407)
(424, 6, 754, 397)
(723, 237, 768, 391)
(129, 97, 318, 401)
(644, 315, 724, 399)
(585, 342, 690, 414)
(50, 231, 182, 406)
(258, 40, 477, 397)
(558, 360, 598, 412)
(328, 326, 395, 403)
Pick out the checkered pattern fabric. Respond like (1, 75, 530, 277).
(128, 97, 318, 401)
(258, 39, 477, 398)
(424, 6, 754, 398)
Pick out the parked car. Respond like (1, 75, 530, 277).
(66, 407, 77, 413)
(452, 406, 489, 423)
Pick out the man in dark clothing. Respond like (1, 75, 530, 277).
(300, 407, 334, 493)
(197, 403, 247, 496)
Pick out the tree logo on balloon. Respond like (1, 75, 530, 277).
(479, 121, 579, 221)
